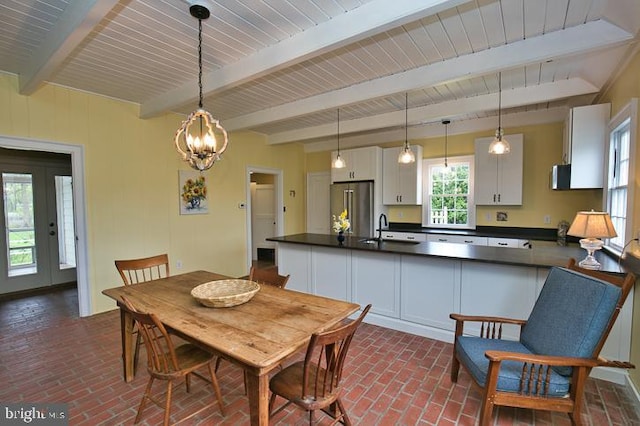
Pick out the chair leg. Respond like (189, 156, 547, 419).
(133, 332, 142, 375)
(135, 377, 154, 424)
(163, 380, 173, 426)
(207, 363, 225, 416)
(450, 353, 460, 383)
(336, 398, 351, 426)
(185, 372, 191, 393)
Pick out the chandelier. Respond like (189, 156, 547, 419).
(174, 2, 229, 172)
(488, 72, 510, 155)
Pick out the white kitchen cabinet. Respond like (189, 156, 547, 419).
(487, 237, 529, 248)
(475, 134, 523, 205)
(460, 262, 539, 340)
(427, 234, 488, 245)
(352, 251, 400, 318)
(331, 146, 382, 183)
(311, 246, 350, 301)
(382, 145, 423, 205)
(401, 256, 459, 331)
(277, 243, 311, 293)
(562, 104, 610, 189)
(381, 231, 426, 242)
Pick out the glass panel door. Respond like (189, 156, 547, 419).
(3, 173, 37, 277)
(48, 168, 76, 285)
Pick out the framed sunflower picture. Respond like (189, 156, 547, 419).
(179, 170, 208, 215)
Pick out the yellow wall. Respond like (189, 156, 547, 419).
(0, 73, 306, 313)
(598, 49, 640, 388)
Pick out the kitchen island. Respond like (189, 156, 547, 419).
(267, 233, 633, 384)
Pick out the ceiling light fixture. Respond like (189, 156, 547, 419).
(488, 72, 510, 155)
(174, 1, 229, 172)
(398, 93, 416, 164)
(442, 119, 450, 169)
(332, 109, 345, 169)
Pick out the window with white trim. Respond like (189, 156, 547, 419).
(422, 155, 475, 229)
(605, 99, 637, 252)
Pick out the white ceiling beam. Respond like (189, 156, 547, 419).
(302, 107, 569, 153)
(18, 0, 120, 95)
(139, 0, 470, 118)
(267, 78, 599, 144)
(225, 19, 631, 132)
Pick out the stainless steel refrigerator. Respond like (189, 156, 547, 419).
(330, 181, 374, 238)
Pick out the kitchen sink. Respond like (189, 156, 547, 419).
(359, 238, 380, 244)
(359, 238, 420, 245)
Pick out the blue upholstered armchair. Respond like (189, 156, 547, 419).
(450, 258, 635, 425)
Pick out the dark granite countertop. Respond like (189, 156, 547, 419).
(267, 233, 625, 274)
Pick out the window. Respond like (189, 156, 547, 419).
(422, 155, 475, 229)
(605, 99, 637, 252)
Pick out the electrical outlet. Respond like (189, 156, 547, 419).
(176, 260, 183, 269)
(544, 215, 551, 224)
(485, 212, 491, 221)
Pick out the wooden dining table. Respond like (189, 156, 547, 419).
(102, 270, 360, 426)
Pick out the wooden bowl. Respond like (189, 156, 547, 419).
(191, 279, 260, 308)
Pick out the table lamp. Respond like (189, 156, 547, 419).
(567, 211, 617, 270)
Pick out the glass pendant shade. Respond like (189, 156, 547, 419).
(442, 119, 450, 169)
(488, 127, 510, 155)
(489, 72, 510, 155)
(398, 93, 416, 164)
(175, 3, 229, 172)
(332, 109, 346, 169)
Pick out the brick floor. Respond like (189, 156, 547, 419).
(1, 286, 640, 425)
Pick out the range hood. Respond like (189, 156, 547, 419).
(551, 164, 571, 190)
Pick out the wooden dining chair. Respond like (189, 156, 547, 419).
(249, 265, 290, 289)
(114, 253, 170, 374)
(115, 253, 170, 285)
(449, 258, 635, 425)
(120, 296, 225, 425)
(268, 304, 371, 425)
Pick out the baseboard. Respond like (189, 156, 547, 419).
(362, 313, 455, 344)
(590, 366, 629, 385)
(626, 375, 640, 406)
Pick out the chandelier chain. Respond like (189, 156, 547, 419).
(198, 18, 203, 109)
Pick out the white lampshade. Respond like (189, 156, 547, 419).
(568, 211, 617, 239)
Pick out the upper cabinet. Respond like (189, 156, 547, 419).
(382, 146, 423, 205)
(331, 146, 382, 183)
(475, 134, 524, 205)
(561, 104, 610, 189)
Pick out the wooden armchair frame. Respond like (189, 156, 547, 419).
(450, 258, 636, 426)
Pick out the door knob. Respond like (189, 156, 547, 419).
(49, 231, 56, 236)
(49, 222, 55, 227)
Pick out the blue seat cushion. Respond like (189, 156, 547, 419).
(520, 267, 621, 376)
(456, 336, 570, 396)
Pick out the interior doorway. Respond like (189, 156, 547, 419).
(1, 153, 77, 293)
(0, 137, 90, 316)
(245, 167, 283, 273)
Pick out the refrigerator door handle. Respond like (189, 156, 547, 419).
(346, 189, 354, 234)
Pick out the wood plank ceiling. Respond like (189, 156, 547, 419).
(0, 0, 638, 152)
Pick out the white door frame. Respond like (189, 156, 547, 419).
(0, 136, 91, 317)
(245, 166, 283, 272)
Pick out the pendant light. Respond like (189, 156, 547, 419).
(488, 72, 510, 155)
(174, 2, 229, 172)
(398, 93, 416, 164)
(442, 119, 450, 169)
(332, 109, 346, 169)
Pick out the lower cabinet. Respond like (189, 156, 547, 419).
(352, 251, 400, 318)
(276, 242, 632, 384)
(400, 256, 459, 331)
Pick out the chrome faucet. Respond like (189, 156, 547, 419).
(378, 213, 388, 241)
